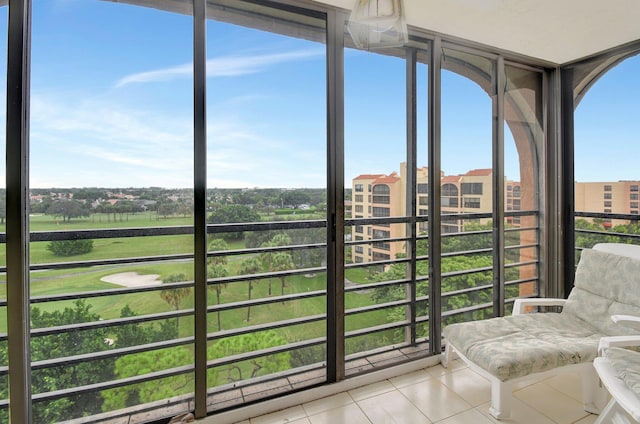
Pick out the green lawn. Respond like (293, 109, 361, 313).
(0, 213, 389, 344)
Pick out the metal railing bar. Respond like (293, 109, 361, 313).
(504, 259, 538, 269)
(209, 242, 326, 258)
(207, 337, 326, 369)
(345, 299, 409, 316)
(207, 219, 326, 234)
(29, 226, 194, 242)
(441, 283, 493, 298)
(32, 364, 194, 403)
(31, 337, 194, 370)
(345, 320, 409, 338)
(343, 278, 410, 293)
(207, 314, 326, 341)
(28, 253, 194, 272)
(207, 266, 326, 286)
(31, 309, 193, 337)
(30, 280, 194, 304)
(441, 265, 492, 278)
(207, 290, 326, 313)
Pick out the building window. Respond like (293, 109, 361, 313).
(372, 207, 390, 217)
(631, 193, 638, 200)
(418, 196, 428, 205)
(354, 246, 364, 254)
(354, 256, 363, 263)
(512, 186, 520, 197)
(632, 185, 639, 192)
(355, 184, 363, 192)
(417, 183, 428, 193)
(463, 197, 481, 208)
(373, 229, 390, 239)
(355, 205, 363, 213)
(372, 184, 390, 204)
(355, 236, 363, 241)
(355, 194, 363, 202)
(604, 193, 612, 200)
(631, 202, 639, 209)
(355, 225, 363, 233)
(604, 185, 612, 192)
(373, 252, 390, 261)
(604, 209, 612, 213)
(604, 201, 612, 207)
(418, 208, 428, 215)
(512, 199, 521, 209)
(373, 242, 390, 250)
(461, 182, 483, 195)
(632, 211, 639, 215)
(441, 197, 459, 207)
(442, 183, 458, 197)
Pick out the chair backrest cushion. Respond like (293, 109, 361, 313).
(563, 248, 640, 336)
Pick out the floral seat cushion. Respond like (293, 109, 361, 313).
(606, 346, 640, 398)
(444, 249, 640, 382)
(444, 313, 603, 381)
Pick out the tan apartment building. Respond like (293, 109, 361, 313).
(351, 163, 520, 264)
(575, 180, 640, 227)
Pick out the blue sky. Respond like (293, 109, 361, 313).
(0, 1, 637, 188)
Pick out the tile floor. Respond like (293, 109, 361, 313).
(232, 359, 600, 424)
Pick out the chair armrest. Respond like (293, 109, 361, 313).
(612, 314, 640, 331)
(512, 298, 567, 316)
(598, 335, 640, 355)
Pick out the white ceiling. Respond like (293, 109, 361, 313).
(312, 0, 640, 65)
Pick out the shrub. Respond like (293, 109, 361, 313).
(47, 239, 94, 256)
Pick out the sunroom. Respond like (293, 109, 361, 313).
(2, 0, 640, 423)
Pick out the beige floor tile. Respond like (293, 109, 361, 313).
(389, 368, 433, 389)
(544, 372, 584, 403)
(514, 382, 590, 424)
(438, 367, 492, 407)
(302, 392, 354, 417)
(399, 377, 472, 422)
(307, 403, 371, 424)
(476, 397, 557, 424)
(349, 380, 397, 401)
(357, 389, 432, 424)
(250, 405, 307, 424)
(436, 408, 494, 424)
(573, 413, 598, 424)
(427, 359, 466, 378)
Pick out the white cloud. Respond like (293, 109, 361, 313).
(115, 48, 324, 88)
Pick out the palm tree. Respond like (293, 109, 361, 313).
(271, 252, 295, 299)
(239, 257, 261, 322)
(159, 273, 191, 333)
(208, 264, 228, 331)
(260, 233, 292, 296)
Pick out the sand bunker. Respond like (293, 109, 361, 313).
(100, 272, 163, 287)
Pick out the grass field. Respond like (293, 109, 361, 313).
(0, 213, 389, 344)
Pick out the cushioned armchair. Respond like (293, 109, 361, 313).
(443, 243, 640, 419)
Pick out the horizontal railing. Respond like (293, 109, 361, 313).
(0, 210, 540, 422)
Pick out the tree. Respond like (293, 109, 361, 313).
(17, 301, 178, 422)
(260, 234, 292, 295)
(208, 205, 260, 240)
(101, 347, 193, 411)
(280, 190, 311, 208)
(208, 239, 230, 330)
(271, 252, 295, 299)
(47, 239, 94, 256)
(159, 273, 191, 333)
(239, 257, 262, 321)
(207, 331, 290, 386)
(29, 300, 115, 423)
(46, 199, 90, 222)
